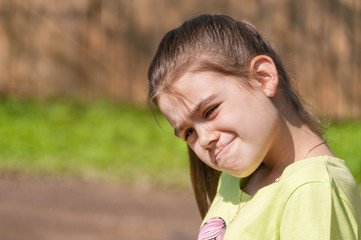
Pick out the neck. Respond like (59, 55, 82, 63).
(266, 95, 334, 167)
(244, 102, 333, 195)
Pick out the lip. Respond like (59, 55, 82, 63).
(215, 138, 235, 161)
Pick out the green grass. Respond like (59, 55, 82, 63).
(0, 99, 360, 187)
(0, 98, 189, 187)
(326, 121, 361, 183)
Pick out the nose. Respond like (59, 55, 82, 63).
(195, 123, 218, 150)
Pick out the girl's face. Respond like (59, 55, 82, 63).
(158, 71, 282, 178)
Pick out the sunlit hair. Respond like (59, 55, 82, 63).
(147, 14, 323, 218)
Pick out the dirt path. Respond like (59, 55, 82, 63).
(0, 174, 201, 240)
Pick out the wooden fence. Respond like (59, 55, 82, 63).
(0, 0, 360, 119)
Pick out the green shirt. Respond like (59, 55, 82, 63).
(200, 156, 361, 239)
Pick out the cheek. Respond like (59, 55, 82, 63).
(216, 110, 249, 136)
(234, 100, 280, 140)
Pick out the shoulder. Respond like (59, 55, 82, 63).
(281, 156, 360, 204)
(281, 156, 356, 189)
(280, 156, 361, 226)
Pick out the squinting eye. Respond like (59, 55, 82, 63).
(204, 105, 219, 118)
(184, 128, 194, 140)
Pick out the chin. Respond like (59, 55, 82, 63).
(222, 162, 259, 178)
(222, 168, 250, 178)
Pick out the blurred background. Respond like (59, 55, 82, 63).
(0, 0, 360, 239)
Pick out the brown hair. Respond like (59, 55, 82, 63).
(147, 14, 322, 219)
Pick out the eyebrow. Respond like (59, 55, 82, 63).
(174, 94, 218, 137)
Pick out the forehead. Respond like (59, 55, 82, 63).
(157, 71, 234, 126)
(168, 71, 227, 97)
(157, 72, 207, 122)
(158, 71, 220, 106)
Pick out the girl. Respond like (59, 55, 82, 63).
(148, 14, 361, 239)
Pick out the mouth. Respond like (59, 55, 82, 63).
(215, 138, 235, 161)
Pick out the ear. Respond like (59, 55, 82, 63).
(249, 55, 279, 97)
